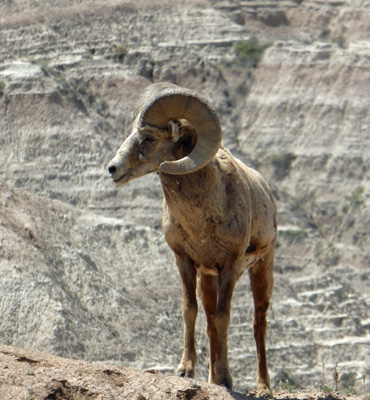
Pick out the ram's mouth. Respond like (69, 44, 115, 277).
(114, 173, 127, 183)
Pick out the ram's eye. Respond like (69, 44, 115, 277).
(139, 137, 155, 147)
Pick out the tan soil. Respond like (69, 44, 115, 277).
(0, 344, 368, 400)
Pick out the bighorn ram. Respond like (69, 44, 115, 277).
(108, 83, 277, 396)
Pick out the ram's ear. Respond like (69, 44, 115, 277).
(168, 120, 181, 143)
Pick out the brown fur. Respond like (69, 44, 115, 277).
(160, 148, 276, 394)
(108, 100, 277, 396)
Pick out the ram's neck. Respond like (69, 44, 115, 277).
(158, 155, 228, 231)
(159, 165, 216, 209)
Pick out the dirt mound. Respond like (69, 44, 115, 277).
(1, 344, 368, 400)
(0, 344, 244, 400)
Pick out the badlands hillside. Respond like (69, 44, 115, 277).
(0, 0, 369, 396)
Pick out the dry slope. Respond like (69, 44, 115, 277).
(0, 0, 369, 393)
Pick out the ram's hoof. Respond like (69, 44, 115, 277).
(256, 385, 272, 398)
(177, 363, 195, 379)
(215, 371, 233, 391)
(178, 371, 194, 379)
(220, 379, 232, 391)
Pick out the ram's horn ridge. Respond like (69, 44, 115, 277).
(138, 84, 222, 175)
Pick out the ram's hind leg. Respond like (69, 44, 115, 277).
(249, 247, 274, 397)
(176, 253, 198, 378)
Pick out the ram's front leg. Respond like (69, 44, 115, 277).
(175, 253, 198, 378)
(214, 267, 237, 390)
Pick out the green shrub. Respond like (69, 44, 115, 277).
(315, 383, 333, 392)
(270, 152, 297, 179)
(332, 34, 346, 48)
(341, 372, 358, 389)
(349, 186, 364, 207)
(0, 81, 5, 96)
(114, 45, 128, 63)
(344, 386, 359, 395)
(274, 371, 301, 392)
(233, 37, 272, 66)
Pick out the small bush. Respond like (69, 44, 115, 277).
(344, 386, 359, 396)
(274, 371, 301, 392)
(277, 380, 301, 392)
(36, 60, 58, 78)
(341, 372, 358, 389)
(332, 34, 346, 48)
(315, 383, 333, 393)
(279, 228, 308, 244)
(114, 45, 128, 63)
(233, 37, 273, 67)
(270, 152, 297, 179)
(349, 186, 364, 207)
(0, 81, 5, 96)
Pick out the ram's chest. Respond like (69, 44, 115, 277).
(159, 159, 257, 271)
(162, 205, 247, 272)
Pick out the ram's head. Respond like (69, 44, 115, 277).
(108, 83, 222, 185)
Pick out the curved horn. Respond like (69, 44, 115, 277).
(138, 83, 222, 175)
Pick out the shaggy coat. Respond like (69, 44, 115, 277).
(160, 148, 276, 393)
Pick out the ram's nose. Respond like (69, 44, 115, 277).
(107, 155, 121, 178)
(108, 165, 117, 175)
(107, 160, 128, 184)
(107, 160, 121, 180)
